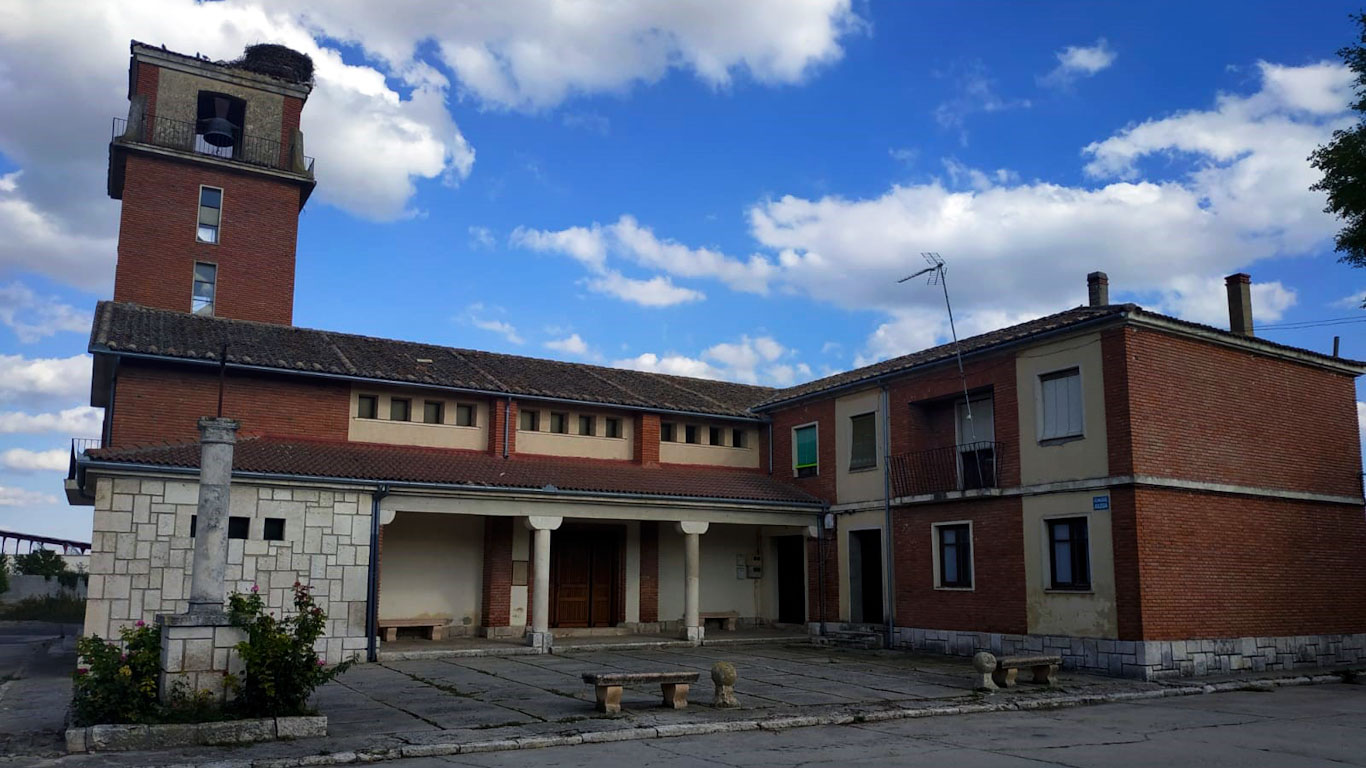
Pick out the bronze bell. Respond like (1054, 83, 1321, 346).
(202, 116, 236, 147)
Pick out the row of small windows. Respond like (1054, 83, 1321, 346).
(933, 517, 1090, 591)
(519, 410, 624, 439)
(661, 423, 747, 449)
(190, 515, 286, 542)
(357, 395, 476, 426)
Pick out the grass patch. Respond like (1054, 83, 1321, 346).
(0, 595, 86, 622)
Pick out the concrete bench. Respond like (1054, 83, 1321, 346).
(993, 654, 1060, 688)
(699, 611, 740, 631)
(581, 671, 700, 714)
(378, 619, 447, 642)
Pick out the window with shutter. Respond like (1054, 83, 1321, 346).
(1038, 368, 1083, 441)
(794, 424, 818, 477)
(849, 412, 877, 470)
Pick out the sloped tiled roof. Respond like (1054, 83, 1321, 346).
(90, 302, 774, 418)
(85, 437, 822, 507)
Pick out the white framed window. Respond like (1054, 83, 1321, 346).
(191, 262, 217, 315)
(197, 186, 222, 243)
(931, 520, 974, 590)
(1037, 367, 1083, 441)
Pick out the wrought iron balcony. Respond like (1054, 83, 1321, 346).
(112, 114, 313, 175)
(68, 437, 102, 479)
(889, 441, 1002, 497)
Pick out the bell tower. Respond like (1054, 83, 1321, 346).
(108, 41, 316, 325)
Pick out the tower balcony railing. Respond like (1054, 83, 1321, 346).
(888, 440, 1002, 497)
(68, 437, 102, 481)
(112, 114, 313, 175)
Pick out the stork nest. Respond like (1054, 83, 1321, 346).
(231, 44, 314, 85)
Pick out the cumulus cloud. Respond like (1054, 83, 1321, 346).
(1040, 38, 1116, 89)
(0, 281, 92, 343)
(586, 272, 704, 307)
(0, 448, 68, 473)
(0, 485, 59, 507)
(0, 406, 102, 436)
(462, 303, 524, 345)
(544, 333, 590, 357)
(0, 354, 90, 411)
(614, 334, 808, 385)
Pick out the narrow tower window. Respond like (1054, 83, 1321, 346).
(197, 186, 222, 243)
(192, 262, 217, 316)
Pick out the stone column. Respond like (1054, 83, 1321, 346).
(677, 521, 709, 643)
(159, 417, 245, 703)
(188, 417, 238, 613)
(525, 515, 562, 652)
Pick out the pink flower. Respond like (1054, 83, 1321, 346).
(119, 653, 127, 661)
(317, 659, 325, 666)
(75, 668, 88, 677)
(135, 620, 145, 628)
(250, 585, 259, 594)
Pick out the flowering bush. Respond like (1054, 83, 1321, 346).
(71, 621, 160, 726)
(227, 582, 353, 717)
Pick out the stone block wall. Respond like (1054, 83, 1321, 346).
(85, 475, 372, 664)
(158, 615, 245, 701)
(892, 625, 1366, 680)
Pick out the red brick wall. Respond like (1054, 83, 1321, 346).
(891, 496, 1027, 634)
(110, 361, 348, 448)
(639, 521, 659, 622)
(481, 517, 513, 628)
(1108, 486, 1144, 640)
(1119, 327, 1361, 496)
(487, 398, 517, 455)
(1131, 487, 1366, 639)
(769, 399, 837, 503)
(113, 152, 300, 325)
(807, 530, 838, 622)
(133, 60, 159, 118)
(280, 96, 303, 167)
(1101, 328, 1136, 476)
(634, 413, 660, 466)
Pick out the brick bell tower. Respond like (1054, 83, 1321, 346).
(108, 41, 316, 325)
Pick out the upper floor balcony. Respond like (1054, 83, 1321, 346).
(111, 113, 314, 177)
(889, 440, 1003, 497)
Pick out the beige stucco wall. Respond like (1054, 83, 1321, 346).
(155, 68, 284, 144)
(516, 407, 634, 460)
(349, 389, 488, 450)
(378, 512, 483, 630)
(658, 524, 767, 621)
(658, 425, 761, 468)
(835, 388, 885, 505)
(835, 510, 884, 621)
(1015, 333, 1109, 485)
(511, 523, 529, 628)
(1022, 491, 1118, 637)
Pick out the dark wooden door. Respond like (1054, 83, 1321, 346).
(774, 536, 805, 624)
(551, 530, 620, 628)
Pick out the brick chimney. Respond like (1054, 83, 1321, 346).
(1225, 273, 1254, 336)
(1087, 271, 1109, 307)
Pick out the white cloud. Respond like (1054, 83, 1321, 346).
(0, 406, 102, 436)
(468, 226, 495, 249)
(933, 60, 1031, 143)
(1335, 290, 1366, 308)
(0, 485, 59, 507)
(889, 148, 918, 166)
(0, 448, 68, 473)
(0, 354, 90, 411)
(586, 272, 705, 308)
(0, 281, 91, 342)
(544, 333, 590, 356)
(462, 303, 523, 345)
(613, 334, 808, 385)
(562, 112, 611, 135)
(1040, 38, 1116, 89)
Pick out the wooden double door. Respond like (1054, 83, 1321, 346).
(550, 527, 622, 628)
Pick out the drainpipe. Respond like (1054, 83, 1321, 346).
(365, 484, 390, 663)
(816, 508, 827, 636)
(502, 397, 511, 458)
(767, 422, 774, 475)
(880, 385, 896, 649)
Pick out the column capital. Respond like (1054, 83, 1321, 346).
(676, 521, 709, 536)
(525, 515, 563, 531)
(196, 417, 240, 444)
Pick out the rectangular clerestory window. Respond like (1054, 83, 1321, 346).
(732, 428, 746, 449)
(550, 412, 568, 434)
(605, 417, 622, 438)
(423, 400, 444, 425)
(390, 397, 411, 422)
(357, 394, 378, 419)
(191, 262, 217, 316)
(519, 409, 540, 431)
(578, 414, 596, 436)
(456, 404, 475, 427)
(661, 422, 676, 442)
(709, 426, 723, 446)
(196, 186, 222, 243)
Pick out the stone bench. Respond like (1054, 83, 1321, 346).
(581, 671, 700, 714)
(700, 611, 740, 631)
(378, 619, 447, 642)
(993, 654, 1060, 688)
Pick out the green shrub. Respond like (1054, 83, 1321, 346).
(227, 582, 353, 717)
(0, 553, 9, 595)
(71, 622, 161, 726)
(14, 548, 66, 578)
(0, 594, 87, 622)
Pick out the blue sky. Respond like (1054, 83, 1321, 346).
(1, 0, 1364, 542)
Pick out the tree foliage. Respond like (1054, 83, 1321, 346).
(227, 582, 354, 717)
(1310, 13, 1366, 280)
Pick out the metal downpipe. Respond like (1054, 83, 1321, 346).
(365, 484, 390, 663)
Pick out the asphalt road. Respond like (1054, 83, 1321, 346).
(379, 682, 1366, 767)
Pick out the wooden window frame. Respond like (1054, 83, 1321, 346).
(1046, 516, 1092, 591)
(934, 522, 973, 589)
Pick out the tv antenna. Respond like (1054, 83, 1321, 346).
(898, 253, 977, 443)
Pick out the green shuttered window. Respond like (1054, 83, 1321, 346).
(794, 424, 818, 477)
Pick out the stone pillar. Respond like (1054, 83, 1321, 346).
(159, 417, 245, 703)
(188, 417, 238, 614)
(525, 516, 562, 652)
(677, 521, 709, 643)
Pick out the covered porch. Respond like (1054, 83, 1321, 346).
(374, 490, 820, 655)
